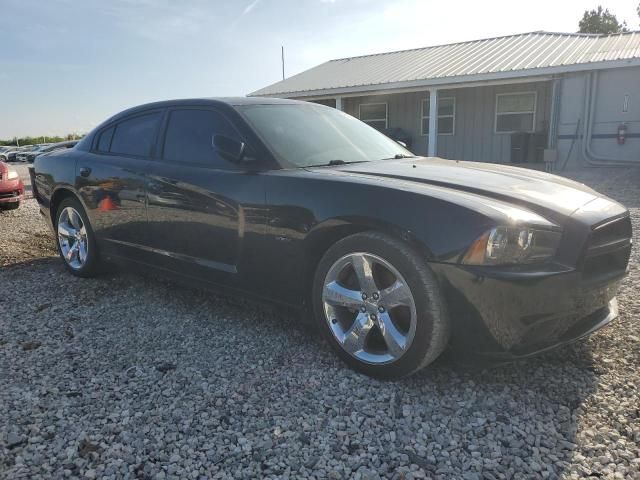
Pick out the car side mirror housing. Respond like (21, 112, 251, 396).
(213, 135, 255, 165)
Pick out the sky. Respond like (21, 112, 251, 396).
(0, 0, 638, 139)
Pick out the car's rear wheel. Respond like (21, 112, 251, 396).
(55, 197, 101, 277)
(312, 232, 449, 379)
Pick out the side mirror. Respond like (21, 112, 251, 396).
(213, 134, 251, 163)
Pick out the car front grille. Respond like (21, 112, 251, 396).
(581, 215, 632, 282)
(0, 191, 20, 199)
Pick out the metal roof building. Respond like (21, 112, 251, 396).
(252, 31, 640, 169)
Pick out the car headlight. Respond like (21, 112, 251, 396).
(7, 170, 19, 180)
(462, 226, 561, 265)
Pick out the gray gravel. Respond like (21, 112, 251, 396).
(0, 198, 57, 267)
(1, 167, 639, 479)
(0, 162, 55, 267)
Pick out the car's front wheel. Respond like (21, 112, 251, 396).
(312, 232, 449, 379)
(55, 197, 101, 277)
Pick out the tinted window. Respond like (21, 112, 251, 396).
(97, 126, 114, 152)
(162, 109, 240, 168)
(110, 112, 161, 157)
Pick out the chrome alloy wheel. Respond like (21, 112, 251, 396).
(57, 206, 89, 270)
(322, 252, 417, 364)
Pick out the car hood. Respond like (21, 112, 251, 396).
(330, 157, 603, 217)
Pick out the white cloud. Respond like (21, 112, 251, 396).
(230, 0, 263, 28)
(242, 0, 262, 16)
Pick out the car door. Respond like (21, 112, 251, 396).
(145, 106, 267, 286)
(77, 110, 162, 258)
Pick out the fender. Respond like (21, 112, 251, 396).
(32, 150, 81, 228)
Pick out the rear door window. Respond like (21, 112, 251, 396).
(110, 112, 161, 157)
(162, 109, 241, 169)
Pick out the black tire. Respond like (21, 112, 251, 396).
(312, 231, 449, 379)
(1, 201, 20, 210)
(54, 196, 101, 277)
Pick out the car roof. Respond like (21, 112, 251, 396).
(78, 97, 322, 152)
(145, 97, 303, 107)
(106, 97, 307, 122)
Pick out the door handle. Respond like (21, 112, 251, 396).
(79, 167, 92, 177)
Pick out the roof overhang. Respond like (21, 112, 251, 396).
(251, 57, 640, 98)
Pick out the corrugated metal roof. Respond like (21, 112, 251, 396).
(250, 31, 640, 97)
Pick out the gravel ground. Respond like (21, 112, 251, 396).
(1, 167, 639, 480)
(0, 163, 56, 267)
(0, 200, 57, 267)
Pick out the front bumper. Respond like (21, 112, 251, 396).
(0, 195, 23, 204)
(508, 297, 618, 359)
(0, 183, 24, 204)
(431, 262, 624, 358)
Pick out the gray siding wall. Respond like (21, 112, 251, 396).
(340, 82, 552, 162)
(343, 91, 424, 151)
(557, 67, 640, 169)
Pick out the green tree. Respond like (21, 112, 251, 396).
(578, 5, 628, 34)
(0, 134, 84, 146)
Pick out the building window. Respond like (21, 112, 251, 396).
(495, 92, 536, 133)
(359, 103, 387, 130)
(421, 97, 455, 135)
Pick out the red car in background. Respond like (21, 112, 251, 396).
(0, 161, 24, 209)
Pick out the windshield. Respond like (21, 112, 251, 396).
(238, 103, 413, 168)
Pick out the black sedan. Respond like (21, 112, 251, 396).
(31, 98, 632, 378)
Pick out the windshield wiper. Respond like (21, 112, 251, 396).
(380, 153, 417, 160)
(309, 160, 368, 167)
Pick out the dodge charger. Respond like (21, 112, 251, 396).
(31, 98, 632, 378)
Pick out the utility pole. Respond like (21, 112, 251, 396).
(281, 46, 285, 80)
